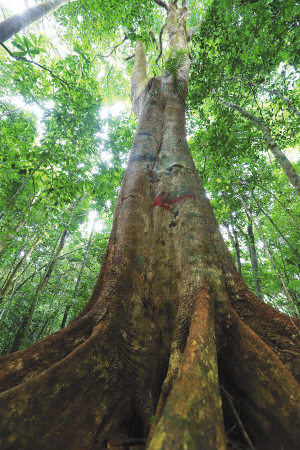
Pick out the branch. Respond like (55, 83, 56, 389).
(0, 0, 77, 43)
(0, 42, 70, 88)
(220, 386, 255, 449)
(156, 23, 167, 64)
(248, 81, 300, 119)
(187, 24, 200, 41)
(0, 6, 7, 20)
(222, 75, 300, 119)
(1, 106, 24, 116)
(93, 36, 128, 61)
(153, 0, 168, 12)
(124, 53, 134, 61)
(240, 0, 260, 4)
(149, 30, 157, 47)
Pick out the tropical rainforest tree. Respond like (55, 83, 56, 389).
(0, 1, 299, 450)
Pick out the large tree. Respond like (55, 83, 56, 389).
(0, 1, 300, 449)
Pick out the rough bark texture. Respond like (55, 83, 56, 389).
(0, 2, 299, 449)
(0, 0, 76, 43)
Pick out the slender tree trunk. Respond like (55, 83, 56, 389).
(239, 192, 297, 312)
(61, 214, 97, 329)
(217, 96, 300, 197)
(0, 3, 299, 450)
(0, 270, 37, 336)
(0, 216, 27, 255)
(247, 218, 263, 299)
(221, 194, 242, 274)
(242, 179, 300, 265)
(0, 241, 26, 293)
(0, 233, 44, 301)
(0, 192, 39, 255)
(0, 0, 76, 43)
(9, 202, 77, 352)
(0, 279, 18, 324)
(258, 185, 300, 230)
(36, 288, 60, 340)
(230, 214, 242, 274)
(223, 218, 242, 274)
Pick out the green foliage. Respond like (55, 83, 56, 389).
(11, 33, 47, 58)
(165, 48, 188, 95)
(165, 48, 188, 76)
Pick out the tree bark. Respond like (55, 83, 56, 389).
(0, 0, 76, 43)
(0, 2, 299, 450)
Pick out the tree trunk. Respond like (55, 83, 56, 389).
(247, 219, 263, 299)
(0, 192, 40, 255)
(61, 214, 97, 329)
(9, 203, 76, 353)
(239, 191, 297, 312)
(0, 2, 299, 450)
(244, 179, 300, 266)
(0, 233, 44, 301)
(0, 216, 27, 255)
(222, 212, 242, 275)
(0, 0, 76, 43)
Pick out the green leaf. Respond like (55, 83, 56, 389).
(287, 279, 300, 290)
(12, 51, 27, 57)
(286, 259, 297, 267)
(150, 415, 157, 425)
(28, 49, 41, 55)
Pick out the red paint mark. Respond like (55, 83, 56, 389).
(152, 192, 196, 211)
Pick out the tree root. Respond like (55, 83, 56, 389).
(148, 287, 226, 450)
(219, 304, 300, 450)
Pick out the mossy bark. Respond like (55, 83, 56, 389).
(0, 1, 299, 449)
